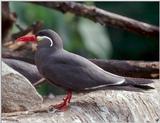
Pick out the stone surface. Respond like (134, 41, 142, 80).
(2, 62, 43, 113)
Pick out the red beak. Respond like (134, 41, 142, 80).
(16, 35, 37, 42)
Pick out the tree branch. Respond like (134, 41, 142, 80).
(2, 54, 159, 79)
(3, 21, 43, 52)
(90, 59, 159, 79)
(33, 2, 159, 39)
(12, 21, 43, 40)
(2, 2, 16, 42)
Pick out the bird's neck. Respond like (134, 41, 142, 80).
(35, 48, 55, 63)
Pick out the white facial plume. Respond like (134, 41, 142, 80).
(37, 36, 53, 47)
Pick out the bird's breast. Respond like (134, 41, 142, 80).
(35, 49, 51, 75)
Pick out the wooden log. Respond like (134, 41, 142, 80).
(2, 56, 159, 79)
(2, 79, 160, 123)
(90, 59, 159, 79)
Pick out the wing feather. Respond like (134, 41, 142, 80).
(41, 50, 125, 91)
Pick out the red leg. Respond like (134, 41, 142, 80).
(49, 89, 72, 111)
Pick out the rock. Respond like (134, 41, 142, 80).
(3, 58, 42, 84)
(2, 62, 43, 113)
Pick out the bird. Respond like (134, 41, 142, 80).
(3, 58, 42, 85)
(16, 29, 153, 111)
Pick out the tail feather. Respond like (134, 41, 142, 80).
(131, 84, 154, 90)
(123, 77, 154, 90)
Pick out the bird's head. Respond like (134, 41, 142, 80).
(16, 29, 63, 49)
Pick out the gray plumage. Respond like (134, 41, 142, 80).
(3, 58, 42, 84)
(35, 29, 153, 92)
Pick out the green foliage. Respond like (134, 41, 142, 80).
(37, 82, 65, 95)
(95, 2, 159, 60)
(78, 18, 112, 58)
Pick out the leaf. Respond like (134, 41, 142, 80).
(78, 18, 112, 58)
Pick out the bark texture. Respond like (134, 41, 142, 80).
(2, 2, 16, 42)
(34, 2, 159, 39)
(3, 57, 159, 79)
(2, 79, 160, 123)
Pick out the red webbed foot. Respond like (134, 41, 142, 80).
(49, 89, 72, 111)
